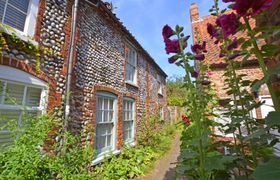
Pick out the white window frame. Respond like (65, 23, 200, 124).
(0, 0, 40, 37)
(125, 43, 137, 85)
(157, 74, 162, 95)
(122, 97, 135, 145)
(94, 92, 117, 160)
(0, 65, 48, 147)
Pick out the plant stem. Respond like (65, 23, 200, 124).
(243, 17, 280, 112)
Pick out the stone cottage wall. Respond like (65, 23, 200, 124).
(71, 1, 167, 147)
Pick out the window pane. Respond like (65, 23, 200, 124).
(5, 82, 25, 105)
(9, 0, 29, 12)
(103, 99, 108, 110)
(106, 134, 111, 147)
(0, 109, 21, 146)
(4, 4, 27, 31)
(25, 87, 41, 107)
(0, 80, 4, 103)
(0, 0, 5, 21)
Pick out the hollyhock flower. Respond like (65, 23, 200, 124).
(168, 56, 178, 64)
(191, 41, 207, 54)
(191, 71, 199, 78)
(216, 13, 240, 38)
(228, 51, 240, 60)
(194, 54, 205, 61)
(162, 25, 175, 40)
(227, 38, 238, 51)
(164, 39, 180, 54)
(233, 0, 273, 17)
(207, 70, 213, 77)
(182, 115, 191, 126)
(207, 23, 220, 39)
(201, 80, 211, 85)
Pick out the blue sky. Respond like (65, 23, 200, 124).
(105, 0, 227, 78)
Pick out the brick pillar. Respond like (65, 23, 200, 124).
(190, 3, 199, 22)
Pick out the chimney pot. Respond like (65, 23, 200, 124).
(190, 3, 199, 22)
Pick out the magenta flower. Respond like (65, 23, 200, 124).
(207, 70, 213, 77)
(164, 39, 180, 54)
(216, 13, 240, 38)
(191, 71, 199, 78)
(191, 41, 207, 54)
(207, 23, 220, 39)
(227, 38, 238, 51)
(194, 54, 205, 61)
(201, 80, 211, 85)
(162, 25, 175, 40)
(233, 0, 273, 17)
(168, 56, 178, 64)
(228, 51, 240, 60)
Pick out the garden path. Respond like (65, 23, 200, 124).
(141, 132, 186, 180)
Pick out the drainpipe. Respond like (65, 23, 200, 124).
(64, 0, 79, 132)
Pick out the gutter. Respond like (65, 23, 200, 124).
(64, 0, 79, 131)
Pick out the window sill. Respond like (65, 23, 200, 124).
(92, 142, 136, 165)
(0, 25, 38, 46)
(125, 81, 139, 88)
(92, 149, 121, 165)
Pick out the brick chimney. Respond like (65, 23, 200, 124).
(190, 3, 199, 22)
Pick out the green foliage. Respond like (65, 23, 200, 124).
(0, 116, 94, 179)
(0, 113, 176, 179)
(93, 123, 176, 179)
(166, 76, 188, 106)
(252, 158, 280, 180)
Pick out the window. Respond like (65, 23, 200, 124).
(122, 98, 134, 144)
(157, 74, 162, 94)
(0, 65, 47, 147)
(95, 92, 117, 157)
(160, 107, 164, 120)
(125, 44, 137, 84)
(0, 0, 39, 36)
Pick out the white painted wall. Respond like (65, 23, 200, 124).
(260, 96, 280, 156)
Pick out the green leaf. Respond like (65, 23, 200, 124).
(205, 156, 238, 171)
(252, 158, 280, 180)
(255, 25, 280, 33)
(244, 129, 267, 141)
(265, 112, 280, 128)
(261, 44, 278, 57)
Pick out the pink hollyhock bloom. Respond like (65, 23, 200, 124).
(164, 39, 180, 54)
(201, 80, 211, 85)
(168, 56, 178, 64)
(228, 51, 240, 60)
(162, 25, 174, 40)
(207, 23, 220, 39)
(216, 13, 240, 38)
(191, 71, 199, 78)
(191, 41, 207, 54)
(194, 54, 205, 61)
(227, 38, 238, 50)
(207, 70, 213, 77)
(233, 0, 273, 17)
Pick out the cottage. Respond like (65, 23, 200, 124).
(0, 0, 167, 163)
